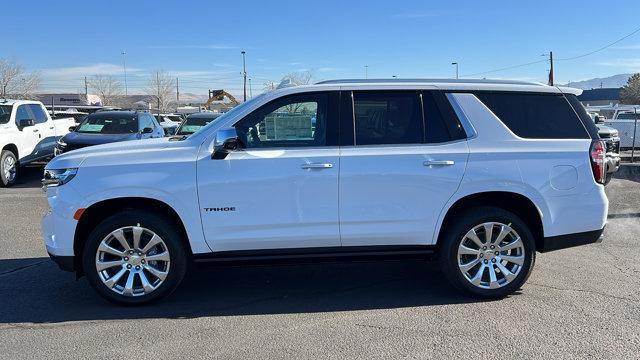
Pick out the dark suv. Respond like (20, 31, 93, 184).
(56, 111, 165, 154)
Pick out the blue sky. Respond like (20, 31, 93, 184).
(3, 0, 640, 98)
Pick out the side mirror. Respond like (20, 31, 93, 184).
(142, 127, 154, 134)
(69, 125, 77, 132)
(212, 127, 240, 159)
(18, 119, 35, 128)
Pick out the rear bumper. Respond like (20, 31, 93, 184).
(606, 153, 620, 174)
(48, 252, 75, 272)
(539, 227, 605, 253)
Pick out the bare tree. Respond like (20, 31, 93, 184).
(87, 75, 123, 106)
(620, 73, 640, 104)
(263, 80, 277, 92)
(281, 70, 314, 86)
(0, 57, 41, 99)
(146, 70, 175, 112)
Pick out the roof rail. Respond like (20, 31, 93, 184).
(315, 78, 546, 86)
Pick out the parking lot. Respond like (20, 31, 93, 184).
(0, 166, 638, 359)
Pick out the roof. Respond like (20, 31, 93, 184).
(0, 99, 41, 106)
(577, 88, 622, 102)
(89, 110, 138, 118)
(187, 112, 221, 119)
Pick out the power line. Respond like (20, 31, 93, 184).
(462, 24, 640, 77)
(557, 24, 640, 61)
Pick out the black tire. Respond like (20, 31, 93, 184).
(0, 150, 18, 187)
(439, 207, 536, 299)
(82, 210, 188, 305)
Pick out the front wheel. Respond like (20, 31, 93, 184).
(0, 150, 18, 187)
(82, 210, 187, 305)
(439, 207, 536, 299)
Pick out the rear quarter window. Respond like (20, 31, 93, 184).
(475, 92, 590, 139)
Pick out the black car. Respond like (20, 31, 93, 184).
(56, 111, 165, 154)
(175, 112, 221, 136)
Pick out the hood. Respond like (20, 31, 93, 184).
(61, 131, 139, 145)
(46, 137, 174, 170)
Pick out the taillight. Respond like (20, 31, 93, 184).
(590, 140, 606, 184)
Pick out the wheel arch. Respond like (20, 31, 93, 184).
(2, 143, 19, 160)
(436, 191, 545, 251)
(73, 197, 193, 274)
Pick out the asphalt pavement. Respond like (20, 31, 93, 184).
(0, 165, 638, 359)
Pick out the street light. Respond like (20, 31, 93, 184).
(241, 51, 247, 102)
(451, 62, 458, 79)
(121, 51, 128, 96)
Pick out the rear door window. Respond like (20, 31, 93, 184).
(475, 92, 589, 139)
(353, 91, 423, 145)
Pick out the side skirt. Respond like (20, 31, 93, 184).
(192, 245, 437, 267)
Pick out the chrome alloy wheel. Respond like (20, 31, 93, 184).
(457, 222, 525, 290)
(3, 155, 16, 182)
(95, 226, 170, 297)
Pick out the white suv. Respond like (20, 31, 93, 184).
(41, 79, 608, 305)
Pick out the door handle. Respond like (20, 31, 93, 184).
(49, 126, 54, 130)
(301, 163, 333, 169)
(424, 160, 455, 167)
(33, 129, 39, 133)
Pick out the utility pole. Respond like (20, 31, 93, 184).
(121, 51, 128, 96)
(176, 77, 179, 107)
(364, 65, 368, 79)
(451, 62, 459, 79)
(84, 76, 88, 97)
(547, 51, 554, 86)
(156, 72, 160, 114)
(249, 78, 253, 99)
(241, 51, 247, 102)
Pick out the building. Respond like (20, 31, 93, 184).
(577, 88, 622, 106)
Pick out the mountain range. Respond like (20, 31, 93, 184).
(564, 74, 632, 89)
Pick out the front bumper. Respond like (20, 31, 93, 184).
(539, 227, 605, 253)
(48, 252, 75, 272)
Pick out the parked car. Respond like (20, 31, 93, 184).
(154, 114, 183, 136)
(587, 112, 620, 184)
(42, 79, 608, 305)
(56, 111, 165, 155)
(175, 112, 221, 136)
(0, 99, 75, 186)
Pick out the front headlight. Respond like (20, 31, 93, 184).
(57, 139, 66, 147)
(42, 168, 78, 188)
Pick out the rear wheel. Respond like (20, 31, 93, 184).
(82, 210, 187, 305)
(439, 207, 536, 299)
(0, 150, 18, 187)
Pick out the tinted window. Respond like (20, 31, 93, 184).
(617, 113, 640, 120)
(15, 105, 34, 123)
(77, 115, 138, 134)
(564, 94, 599, 139)
(353, 92, 422, 145)
(28, 104, 48, 124)
(475, 92, 589, 139)
(140, 114, 155, 130)
(0, 105, 11, 124)
(235, 93, 331, 148)
(422, 92, 451, 143)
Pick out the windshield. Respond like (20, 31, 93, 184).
(0, 105, 12, 124)
(188, 94, 268, 137)
(77, 115, 138, 134)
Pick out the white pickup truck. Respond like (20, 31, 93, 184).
(0, 99, 75, 186)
